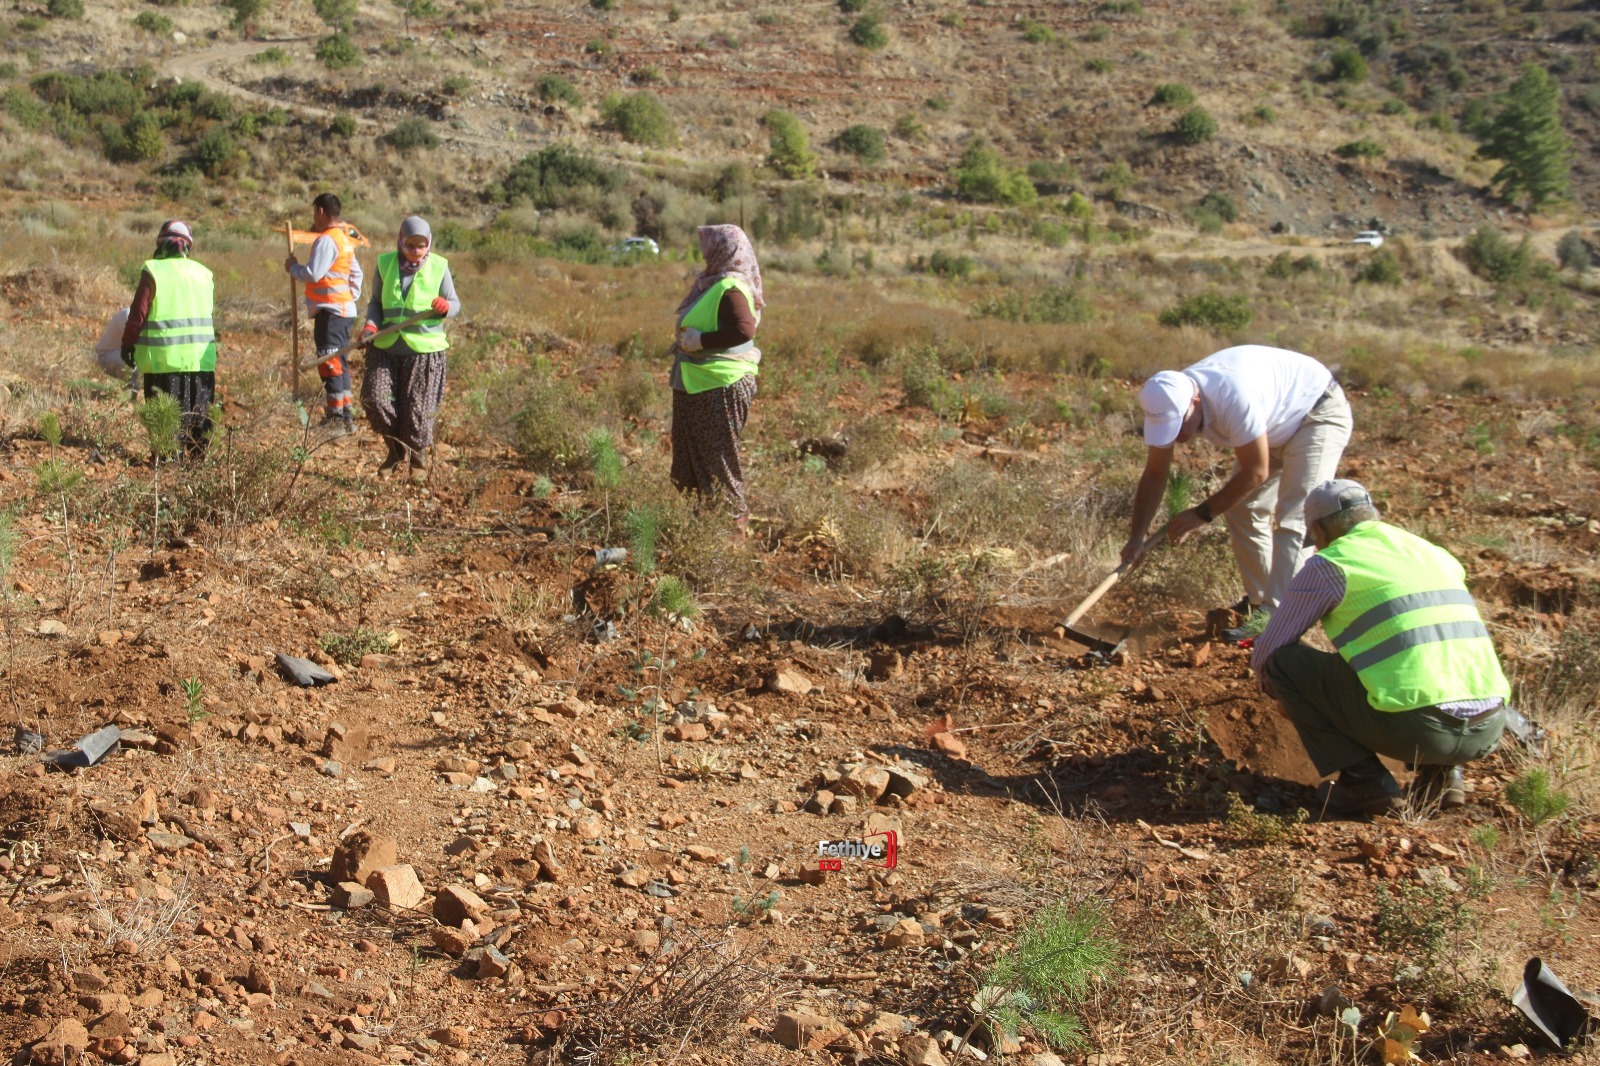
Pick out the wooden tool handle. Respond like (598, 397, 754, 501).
(286, 218, 300, 396)
(1059, 524, 1170, 629)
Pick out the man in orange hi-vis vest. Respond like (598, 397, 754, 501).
(285, 192, 364, 435)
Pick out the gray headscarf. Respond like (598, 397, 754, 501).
(397, 215, 432, 275)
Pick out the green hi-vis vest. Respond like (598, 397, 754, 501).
(135, 258, 216, 374)
(675, 276, 759, 395)
(373, 251, 449, 354)
(1319, 521, 1511, 712)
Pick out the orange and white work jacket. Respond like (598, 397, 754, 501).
(304, 225, 360, 318)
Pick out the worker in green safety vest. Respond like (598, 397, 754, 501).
(1250, 479, 1511, 818)
(120, 219, 219, 460)
(668, 224, 765, 532)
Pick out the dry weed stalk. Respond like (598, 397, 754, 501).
(77, 858, 195, 955)
(549, 926, 782, 1065)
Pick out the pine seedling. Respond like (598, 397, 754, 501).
(585, 428, 622, 491)
(1165, 467, 1196, 522)
(969, 901, 1120, 1052)
(650, 575, 699, 621)
(623, 506, 660, 573)
(137, 391, 182, 462)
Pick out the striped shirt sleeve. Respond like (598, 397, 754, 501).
(1250, 555, 1345, 681)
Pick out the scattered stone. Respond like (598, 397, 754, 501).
(431, 1027, 471, 1049)
(30, 1018, 89, 1065)
(330, 832, 399, 885)
(901, 1032, 949, 1066)
(684, 845, 721, 864)
(146, 832, 195, 854)
(772, 1011, 848, 1052)
(331, 882, 375, 909)
(477, 945, 511, 979)
(766, 666, 813, 695)
(884, 767, 929, 799)
(532, 839, 564, 882)
(365, 865, 426, 911)
(884, 918, 925, 949)
(805, 789, 836, 814)
(929, 732, 967, 759)
(432, 928, 472, 957)
(666, 722, 709, 742)
(835, 765, 890, 802)
(866, 649, 903, 680)
(434, 885, 489, 927)
(37, 619, 68, 638)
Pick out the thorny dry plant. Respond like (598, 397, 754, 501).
(77, 858, 196, 955)
(546, 926, 786, 1065)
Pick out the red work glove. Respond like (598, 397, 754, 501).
(430, 296, 450, 316)
(359, 321, 378, 346)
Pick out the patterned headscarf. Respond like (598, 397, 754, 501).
(154, 219, 193, 258)
(397, 215, 432, 276)
(676, 224, 764, 321)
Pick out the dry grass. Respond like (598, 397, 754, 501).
(77, 858, 197, 956)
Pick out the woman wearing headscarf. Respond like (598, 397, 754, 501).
(669, 224, 765, 529)
(358, 216, 459, 480)
(120, 219, 218, 459)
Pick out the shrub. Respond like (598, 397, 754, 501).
(1020, 19, 1055, 42)
(837, 123, 886, 163)
(329, 112, 358, 137)
(1479, 64, 1572, 210)
(1198, 189, 1237, 222)
(1504, 768, 1571, 826)
(316, 33, 364, 69)
(1084, 57, 1114, 73)
(591, 0, 615, 9)
(1356, 249, 1402, 284)
(46, 0, 84, 17)
(1460, 226, 1532, 284)
(537, 74, 581, 106)
(926, 249, 973, 278)
(952, 140, 1037, 205)
(765, 110, 817, 179)
(1148, 82, 1195, 107)
(134, 11, 173, 33)
(1097, 0, 1141, 13)
(1335, 138, 1385, 159)
(385, 117, 438, 151)
(251, 46, 291, 65)
(838, 0, 868, 10)
(600, 91, 676, 146)
(193, 126, 236, 178)
(443, 73, 473, 95)
(1555, 229, 1591, 272)
(498, 144, 622, 207)
(221, 0, 266, 32)
(848, 12, 889, 48)
(313, 0, 359, 31)
(1158, 293, 1253, 330)
(4, 88, 48, 131)
(1063, 192, 1092, 220)
(1329, 46, 1368, 82)
(972, 285, 1093, 324)
(120, 110, 166, 163)
(1170, 106, 1217, 144)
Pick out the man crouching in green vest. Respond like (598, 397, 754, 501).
(120, 219, 218, 460)
(1250, 479, 1511, 818)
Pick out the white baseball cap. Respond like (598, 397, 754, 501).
(1304, 478, 1374, 543)
(1139, 371, 1197, 448)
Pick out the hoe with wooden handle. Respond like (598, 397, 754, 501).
(1057, 525, 1168, 658)
(296, 310, 441, 372)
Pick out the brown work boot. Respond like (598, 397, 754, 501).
(407, 446, 429, 483)
(1412, 764, 1467, 810)
(378, 438, 405, 474)
(1314, 755, 1403, 819)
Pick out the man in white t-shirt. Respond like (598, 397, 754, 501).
(1122, 345, 1354, 640)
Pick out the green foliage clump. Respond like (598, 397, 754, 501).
(385, 117, 438, 152)
(1148, 82, 1195, 107)
(649, 575, 699, 620)
(1328, 46, 1367, 82)
(1555, 230, 1591, 272)
(623, 507, 660, 573)
(1335, 138, 1385, 159)
(600, 91, 676, 146)
(1224, 792, 1307, 843)
(251, 47, 291, 65)
(537, 74, 580, 106)
(1170, 105, 1218, 144)
(222, 0, 267, 32)
(952, 140, 1037, 205)
(1266, 251, 1321, 278)
(765, 110, 817, 179)
(313, 0, 359, 31)
(1460, 227, 1532, 284)
(329, 112, 358, 138)
(316, 32, 364, 69)
(924, 249, 973, 278)
(1020, 19, 1055, 42)
(976, 902, 1120, 1051)
(1504, 768, 1571, 826)
(1063, 192, 1092, 220)
(497, 144, 622, 207)
(1158, 293, 1253, 331)
(971, 285, 1093, 325)
(134, 11, 174, 34)
(837, 123, 886, 164)
(1479, 64, 1572, 210)
(848, 12, 889, 48)
(1199, 189, 1237, 222)
(137, 391, 182, 461)
(320, 627, 394, 666)
(118, 110, 166, 163)
(584, 428, 622, 490)
(193, 126, 236, 178)
(46, 0, 84, 18)
(1356, 248, 1402, 284)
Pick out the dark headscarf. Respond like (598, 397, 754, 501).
(154, 219, 193, 259)
(397, 215, 432, 276)
(676, 225, 764, 322)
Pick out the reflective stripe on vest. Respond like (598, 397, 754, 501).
(1319, 522, 1510, 712)
(674, 276, 758, 394)
(306, 226, 357, 317)
(373, 251, 449, 353)
(135, 258, 217, 375)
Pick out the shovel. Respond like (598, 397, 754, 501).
(1056, 525, 1168, 658)
(297, 309, 441, 371)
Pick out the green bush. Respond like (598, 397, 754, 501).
(251, 47, 291, 65)
(1020, 19, 1055, 42)
(1356, 249, 1402, 284)
(1158, 293, 1253, 330)
(1064, 191, 1092, 220)
(837, 123, 886, 163)
(975, 902, 1119, 1052)
(1097, 0, 1142, 13)
(329, 112, 358, 137)
(1148, 82, 1195, 107)
(1504, 768, 1571, 826)
(193, 125, 236, 178)
(316, 33, 364, 69)
(1334, 138, 1384, 159)
(1170, 106, 1217, 144)
(838, 0, 868, 10)
(4, 88, 49, 131)
(498, 144, 622, 207)
(765, 110, 817, 179)
(972, 284, 1093, 324)
(537, 74, 581, 106)
(1198, 189, 1237, 222)
(1556, 229, 1591, 272)
(385, 117, 438, 152)
(222, 0, 266, 31)
(120, 110, 166, 163)
(313, 0, 359, 31)
(952, 140, 1037, 205)
(600, 91, 676, 146)
(134, 11, 174, 33)
(1329, 46, 1368, 82)
(926, 249, 973, 278)
(442, 73, 473, 95)
(848, 12, 889, 48)
(46, 0, 84, 18)
(1460, 226, 1532, 284)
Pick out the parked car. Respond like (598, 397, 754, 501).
(613, 236, 660, 255)
(1351, 230, 1385, 248)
